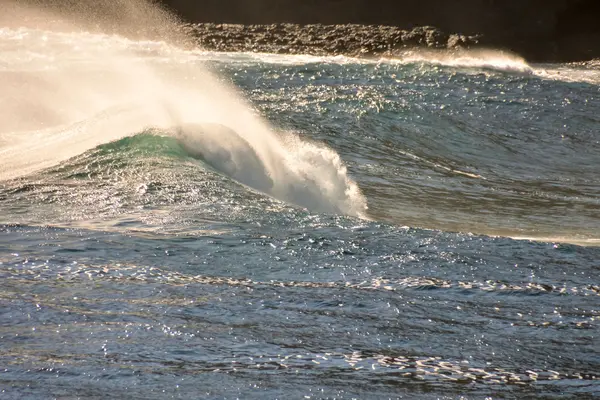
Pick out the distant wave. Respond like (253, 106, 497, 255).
(192, 49, 600, 85)
(178, 49, 533, 73)
(383, 49, 534, 74)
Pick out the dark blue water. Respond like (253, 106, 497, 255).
(0, 28, 599, 399)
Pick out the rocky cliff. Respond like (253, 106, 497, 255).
(161, 0, 600, 62)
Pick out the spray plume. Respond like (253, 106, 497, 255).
(0, 0, 368, 216)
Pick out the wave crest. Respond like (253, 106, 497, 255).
(385, 49, 534, 74)
(0, 18, 367, 218)
(176, 123, 367, 216)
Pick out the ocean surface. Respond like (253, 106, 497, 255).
(1, 26, 599, 399)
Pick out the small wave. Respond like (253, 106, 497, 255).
(203, 48, 532, 73)
(381, 49, 534, 74)
(183, 49, 534, 75)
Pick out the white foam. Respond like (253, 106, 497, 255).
(184, 51, 363, 66)
(534, 65, 600, 85)
(174, 122, 366, 216)
(179, 48, 533, 73)
(378, 49, 534, 74)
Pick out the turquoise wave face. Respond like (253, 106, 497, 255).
(97, 131, 187, 158)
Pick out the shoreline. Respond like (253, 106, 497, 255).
(182, 23, 480, 59)
(182, 23, 600, 63)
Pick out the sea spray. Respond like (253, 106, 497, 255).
(175, 123, 366, 215)
(0, 0, 368, 216)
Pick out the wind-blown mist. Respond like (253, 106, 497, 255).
(0, 0, 367, 216)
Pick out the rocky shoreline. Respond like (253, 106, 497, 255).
(183, 23, 482, 58)
(161, 0, 600, 62)
(181, 23, 599, 62)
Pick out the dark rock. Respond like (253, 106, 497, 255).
(162, 0, 600, 62)
(179, 23, 477, 58)
(425, 28, 449, 48)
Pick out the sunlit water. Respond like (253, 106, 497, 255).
(1, 25, 599, 399)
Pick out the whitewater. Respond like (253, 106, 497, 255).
(1, 1, 599, 399)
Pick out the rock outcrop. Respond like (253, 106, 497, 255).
(181, 23, 480, 57)
(162, 0, 600, 62)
